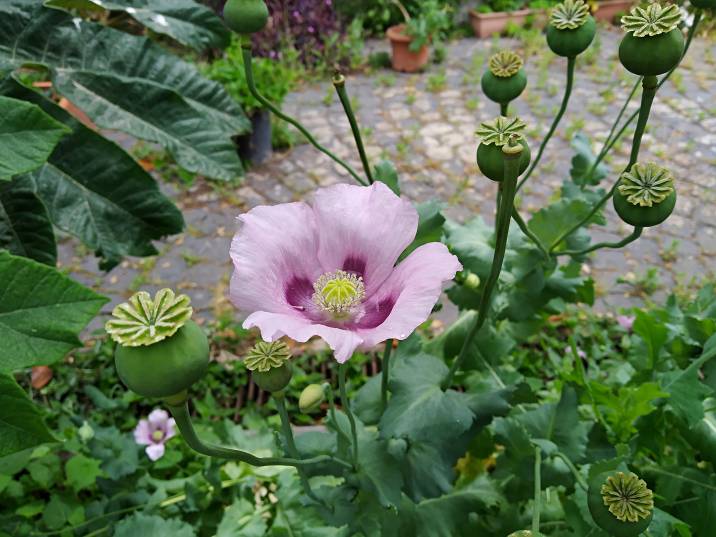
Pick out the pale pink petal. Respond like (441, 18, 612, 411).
(165, 418, 177, 440)
(133, 419, 151, 445)
(148, 409, 169, 428)
(146, 443, 165, 461)
(230, 202, 321, 315)
(244, 311, 363, 363)
(356, 243, 462, 348)
(312, 182, 418, 295)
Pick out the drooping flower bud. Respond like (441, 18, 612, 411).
(299, 384, 325, 413)
(245, 340, 292, 392)
(107, 289, 209, 401)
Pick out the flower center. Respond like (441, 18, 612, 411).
(312, 270, 365, 318)
(152, 430, 165, 442)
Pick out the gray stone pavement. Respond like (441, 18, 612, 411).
(60, 28, 716, 330)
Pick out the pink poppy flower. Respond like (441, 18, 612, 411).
(133, 409, 176, 461)
(230, 182, 462, 363)
(616, 315, 635, 332)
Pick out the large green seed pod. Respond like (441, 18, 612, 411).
(253, 363, 292, 392)
(481, 50, 527, 105)
(245, 340, 293, 392)
(223, 0, 269, 35)
(613, 162, 676, 227)
(547, 17, 596, 57)
(588, 471, 654, 537)
(115, 320, 210, 399)
(619, 3, 684, 76)
(475, 116, 531, 182)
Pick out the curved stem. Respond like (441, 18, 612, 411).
(168, 400, 349, 468)
(517, 56, 576, 191)
(338, 363, 359, 465)
(240, 38, 367, 186)
(380, 339, 393, 411)
(442, 143, 522, 389)
(554, 451, 588, 491)
(549, 75, 658, 253)
(500, 101, 509, 116)
(555, 226, 642, 257)
(333, 73, 373, 184)
(275, 393, 318, 500)
(532, 446, 542, 536)
(512, 207, 549, 259)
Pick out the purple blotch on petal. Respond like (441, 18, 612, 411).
(342, 256, 367, 277)
(285, 276, 314, 309)
(357, 297, 395, 329)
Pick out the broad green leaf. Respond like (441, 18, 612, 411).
(0, 95, 69, 181)
(357, 428, 404, 509)
(114, 513, 195, 537)
(399, 200, 445, 261)
(373, 160, 400, 195)
(0, 0, 246, 179)
(0, 373, 57, 457)
(633, 309, 668, 368)
(681, 397, 716, 466)
(42, 493, 84, 530)
(353, 373, 383, 426)
(45, 0, 230, 51)
(65, 454, 103, 492)
(380, 352, 474, 443)
(400, 440, 458, 501)
(528, 198, 594, 249)
(0, 179, 56, 265)
(592, 381, 669, 442)
(1, 80, 184, 268)
(0, 252, 107, 372)
(569, 132, 608, 186)
(216, 498, 267, 537)
(89, 426, 139, 479)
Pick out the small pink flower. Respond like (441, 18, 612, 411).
(230, 182, 462, 363)
(133, 409, 176, 461)
(616, 315, 635, 332)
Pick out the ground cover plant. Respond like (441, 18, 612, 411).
(0, 0, 715, 536)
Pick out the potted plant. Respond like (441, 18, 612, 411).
(386, 0, 450, 73)
(469, 0, 532, 38)
(593, 0, 636, 22)
(204, 36, 298, 165)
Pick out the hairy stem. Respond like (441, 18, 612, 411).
(532, 446, 542, 536)
(333, 73, 373, 184)
(241, 38, 367, 186)
(381, 339, 393, 411)
(339, 363, 359, 465)
(549, 75, 657, 253)
(517, 56, 576, 191)
(442, 143, 523, 388)
(275, 393, 318, 500)
(555, 226, 642, 257)
(168, 399, 350, 468)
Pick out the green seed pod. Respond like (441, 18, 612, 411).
(223, 0, 269, 35)
(387, 438, 408, 459)
(588, 471, 654, 537)
(619, 3, 684, 76)
(547, 0, 596, 58)
(613, 162, 676, 227)
(115, 320, 210, 399)
(299, 384, 325, 413)
(481, 50, 527, 105)
(253, 363, 292, 392)
(475, 116, 531, 182)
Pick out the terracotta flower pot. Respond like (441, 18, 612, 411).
(386, 24, 429, 73)
(593, 0, 634, 22)
(468, 8, 533, 38)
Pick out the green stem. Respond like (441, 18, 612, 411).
(442, 141, 523, 389)
(240, 38, 367, 186)
(500, 101, 509, 116)
(641, 466, 716, 492)
(554, 451, 588, 491)
(380, 340, 393, 411)
(549, 75, 658, 253)
(569, 335, 608, 431)
(338, 363, 359, 465)
(517, 56, 576, 192)
(275, 393, 317, 500)
(532, 446, 542, 536)
(333, 73, 373, 184)
(167, 400, 349, 468)
(555, 226, 642, 257)
(512, 207, 549, 259)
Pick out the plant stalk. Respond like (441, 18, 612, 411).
(500, 101, 509, 116)
(240, 37, 367, 186)
(512, 207, 549, 259)
(333, 72, 373, 184)
(517, 56, 576, 191)
(555, 226, 642, 257)
(532, 446, 542, 536)
(275, 392, 318, 500)
(380, 339, 393, 411)
(339, 363, 359, 465)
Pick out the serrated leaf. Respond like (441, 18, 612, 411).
(89, 426, 139, 479)
(0, 179, 56, 265)
(373, 160, 400, 195)
(45, 0, 230, 51)
(399, 201, 445, 261)
(357, 428, 404, 509)
(528, 198, 594, 249)
(0, 95, 69, 181)
(0, 252, 108, 372)
(379, 353, 474, 442)
(633, 309, 668, 368)
(1, 80, 184, 268)
(65, 454, 103, 492)
(216, 498, 267, 537)
(0, 373, 57, 457)
(592, 381, 669, 442)
(114, 513, 195, 537)
(570, 132, 608, 185)
(0, 1, 246, 179)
